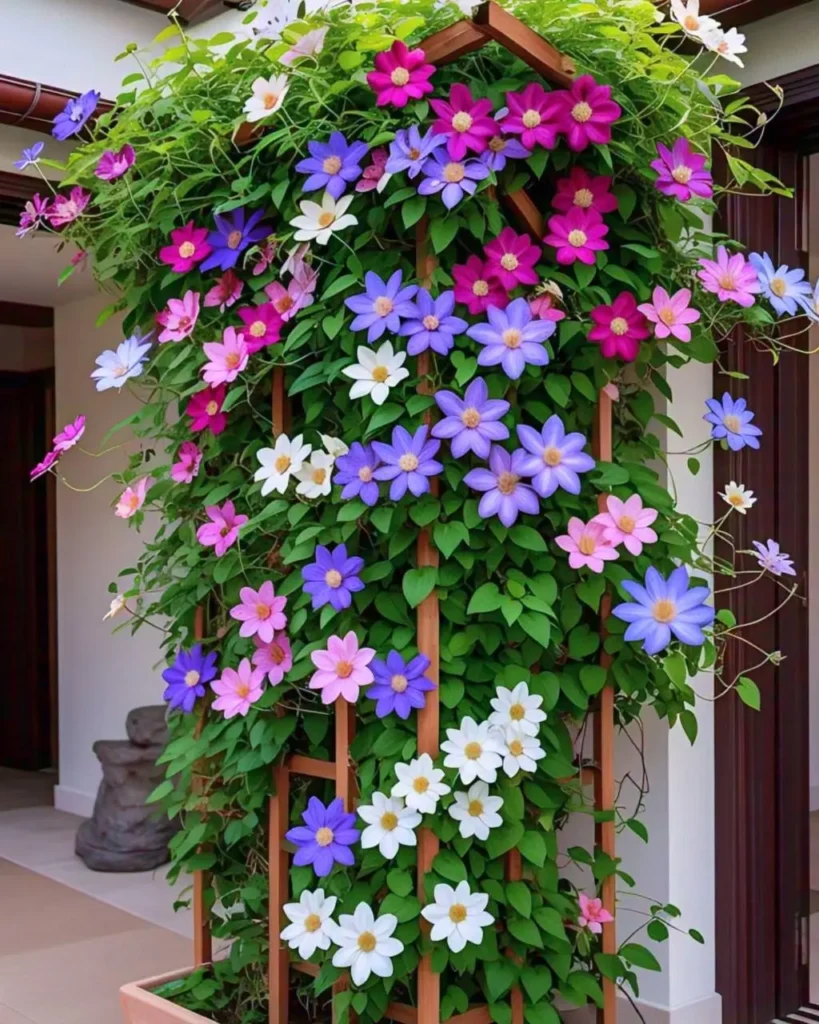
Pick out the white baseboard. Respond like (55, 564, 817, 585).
(560, 993, 722, 1024)
(53, 784, 95, 818)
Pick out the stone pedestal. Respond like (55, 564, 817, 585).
(75, 706, 179, 872)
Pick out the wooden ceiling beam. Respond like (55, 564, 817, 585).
(0, 75, 113, 134)
(114, 0, 227, 23)
(700, 0, 812, 26)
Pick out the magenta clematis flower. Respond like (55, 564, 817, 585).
(430, 84, 497, 159)
(452, 256, 509, 314)
(252, 237, 277, 276)
(500, 82, 562, 150)
(53, 414, 86, 453)
(593, 494, 658, 556)
(464, 446, 539, 528)
(556, 518, 619, 572)
(115, 477, 150, 519)
(204, 271, 243, 312)
(432, 377, 510, 459)
(159, 222, 212, 273)
(197, 500, 248, 556)
(230, 581, 287, 643)
(698, 246, 760, 307)
(265, 264, 318, 321)
(236, 303, 283, 353)
(157, 290, 200, 343)
(483, 228, 541, 290)
(16, 194, 51, 238)
(529, 292, 566, 323)
(186, 384, 227, 435)
(356, 147, 390, 193)
(578, 893, 613, 935)
(95, 144, 136, 181)
(544, 207, 609, 266)
(49, 187, 91, 228)
(552, 167, 618, 215)
(651, 138, 713, 202)
(309, 631, 376, 704)
(554, 75, 621, 151)
(31, 449, 60, 481)
(170, 441, 202, 484)
(588, 292, 650, 361)
(467, 297, 555, 381)
(252, 632, 293, 685)
(367, 41, 435, 108)
(637, 287, 700, 342)
(201, 326, 248, 386)
(211, 658, 265, 719)
(372, 425, 442, 501)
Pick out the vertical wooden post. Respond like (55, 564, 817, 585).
(192, 603, 213, 968)
(593, 391, 616, 1024)
(505, 850, 524, 1024)
(269, 764, 290, 1024)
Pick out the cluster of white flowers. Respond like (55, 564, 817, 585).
(670, 0, 747, 67)
(343, 341, 410, 407)
(254, 432, 347, 499)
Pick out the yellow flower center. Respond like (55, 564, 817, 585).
(380, 812, 399, 831)
(728, 493, 745, 506)
(315, 826, 334, 847)
(323, 156, 343, 175)
(336, 660, 353, 679)
(413, 776, 430, 793)
(304, 913, 322, 933)
(184, 670, 201, 688)
(391, 674, 409, 693)
(325, 569, 343, 589)
(522, 109, 541, 128)
(371, 365, 390, 383)
(508, 739, 524, 757)
(375, 296, 394, 317)
(126, 493, 140, 511)
(206, 400, 219, 416)
(275, 455, 291, 473)
(468, 799, 484, 817)
(619, 515, 636, 533)
(390, 67, 410, 86)
(269, 643, 286, 664)
(235, 682, 250, 698)
(472, 279, 489, 297)
(497, 471, 518, 495)
(250, 320, 266, 338)
(263, 91, 280, 110)
(488, 136, 506, 153)
(652, 599, 676, 624)
(358, 466, 373, 483)
(357, 931, 377, 952)
(399, 453, 419, 472)
(770, 277, 788, 298)
(659, 307, 676, 326)
(464, 741, 483, 760)
(672, 165, 693, 184)
(408, 147, 421, 160)
(461, 407, 481, 429)
(574, 188, 594, 208)
(225, 352, 241, 369)
(578, 535, 597, 556)
(317, 211, 336, 228)
(723, 414, 741, 433)
(449, 904, 468, 924)
(502, 328, 522, 349)
(255, 603, 271, 620)
(444, 162, 466, 183)
(423, 314, 440, 331)
(718, 271, 737, 291)
(543, 447, 562, 467)
(179, 241, 196, 258)
(571, 101, 593, 123)
(567, 229, 588, 248)
(500, 253, 519, 271)
(509, 702, 526, 721)
(452, 111, 473, 133)
(683, 14, 700, 30)
(227, 230, 243, 250)
(311, 467, 327, 485)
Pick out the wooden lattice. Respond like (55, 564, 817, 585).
(190, 5, 617, 1023)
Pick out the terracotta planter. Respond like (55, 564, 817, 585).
(120, 968, 214, 1024)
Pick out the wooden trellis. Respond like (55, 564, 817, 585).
(190, 5, 617, 1024)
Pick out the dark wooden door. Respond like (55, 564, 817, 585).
(0, 370, 54, 770)
(715, 145, 810, 1022)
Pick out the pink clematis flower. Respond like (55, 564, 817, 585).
(265, 266, 317, 321)
(529, 293, 566, 323)
(17, 194, 51, 238)
(236, 302, 283, 353)
(431, 83, 497, 160)
(252, 633, 293, 685)
(211, 658, 265, 719)
(159, 222, 212, 273)
(197, 500, 248, 556)
(603, 382, 620, 402)
(204, 270, 243, 312)
(578, 892, 613, 935)
(202, 326, 248, 386)
(452, 256, 509, 315)
(49, 186, 91, 228)
(30, 449, 61, 481)
(356, 148, 390, 193)
(589, 292, 650, 361)
(170, 441, 202, 484)
(367, 41, 435, 109)
(309, 631, 376, 705)
(500, 82, 562, 150)
(115, 476, 150, 519)
(544, 207, 609, 266)
(593, 494, 658, 556)
(554, 75, 622, 152)
(552, 166, 618, 215)
(651, 138, 713, 203)
(637, 286, 700, 342)
(483, 227, 541, 291)
(556, 518, 619, 573)
(697, 246, 760, 307)
(53, 414, 86, 452)
(95, 144, 136, 181)
(186, 384, 228, 435)
(230, 581, 287, 643)
(252, 237, 277, 276)
(157, 290, 200, 343)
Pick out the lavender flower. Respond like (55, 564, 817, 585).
(201, 207, 272, 273)
(467, 297, 555, 381)
(334, 443, 381, 506)
(613, 566, 714, 655)
(162, 645, 218, 714)
(432, 377, 510, 459)
(386, 125, 448, 179)
(53, 90, 100, 140)
(372, 425, 442, 501)
(285, 796, 359, 878)
(417, 152, 490, 210)
(752, 539, 796, 577)
(345, 270, 418, 343)
(703, 393, 762, 451)
(748, 252, 812, 317)
(482, 114, 531, 172)
(515, 415, 595, 498)
(367, 651, 436, 719)
(301, 543, 365, 611)
(399, 288, 467, 356)
(296, 132, 369, 199)
(463, 446, 539, 527)
(14, 141, 44, 170)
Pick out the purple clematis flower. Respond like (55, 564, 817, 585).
(748, 252, 812, 317)
(95, 144, 136, 181)
(399, 288, 467, 356)
(161, 645, 218, 714)
(482, 134, 531, 172)
(296, 132, 369, 199)
(334, 442, 381, 506)
(432, 377, 510, 459)
(53, 90, 100, 140)
(417, 151, 490, 210)
(372, 425, 442, 501)
(752, 539, 796, 577)
(463, 446, 540, 527)
(201, 207, 272, 273)
(285, 796, 359, 877)
(367, 651, 436, 719)
(703, 393, 762, 451)
(345, 269, 418, 343)
(515, 415, 596, 498)
(301, 543, 365, 611)
(467, 297, 555, 381)
(386, 125, 448, 179)
(613, 566, 714, 656)
(14, 141, 44, 170)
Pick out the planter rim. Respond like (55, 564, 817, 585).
(120, 966, 215, 1024)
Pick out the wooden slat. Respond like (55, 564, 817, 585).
(472, 2, 575, 87)
(448, 1008, 493, 1024)
(287, 754, 336, 780)
(269, 765, 290, 1024)
(192, 603, 212, 968)
(292, 960, 319, 977)
(419, 19, 489, 66)
(272, 365, 289, 436)
(503, 189, 546, 240)
(505, 851, 524, 1024)
(386, 1004, 419, 1024)
(334, 698, 356, 811)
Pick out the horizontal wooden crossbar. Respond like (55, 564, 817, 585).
(287, 754, 337, 780)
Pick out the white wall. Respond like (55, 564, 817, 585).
(54, 295, 163, 817)
(734, 1, 819, 87)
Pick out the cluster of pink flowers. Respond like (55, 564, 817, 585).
(556, 494, 658, 573)
(30, 414, 86, 481)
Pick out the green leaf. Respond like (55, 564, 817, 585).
(510, 526, 547, 552)
(430, 216, 459, 254)
(402, 567, 437, 609)
(520, 964, 553, 1003)
(545, 375, 571, 408)
(533, 906, 567, 942)
(736, 676, 761, 710)
(485, 821, 525, 859)
(614, 183, 637, 221)
(662, 651, 687, 688)
(434, 520, 469, 559)
(402, 196, 426, 229)
(647, 920, 669, 942)
(506, 881, 532, 918)
(508, 917, 543, 948)
(518, 612, 551, 648)
(579, 665, 607, 695)
(620, 943, 661, 971)
(468, 582, 502, 614)
(380, 894, 421, 923)
(433, 849, 468, 883)
(519, 831, 547, 868)
(483, 960, 517, 1001)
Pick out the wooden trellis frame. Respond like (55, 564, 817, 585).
(191, 5, 617, 1024)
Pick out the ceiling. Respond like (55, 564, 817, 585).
(0, 224, 100, 306)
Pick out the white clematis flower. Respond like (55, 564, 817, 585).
(357, 792, 421, 859)
(488, 681, 547, 738)
(501, 725, 546, 779)
(244, 74, 289, 123)
(295, 451, 334, 499)
(320, 434, 349, 459)
(254, 434, 312, 496)
(329, 903, 403, 986)
(670, 0, 720, 41)
(291, 192, 358, 246)
(720, 481, 756, 514)
(420, 881, 494, 953)
(703, 25, 747, 66)
(280, 888, 336, 960)
(441, 716, 503, 785)
(448, 781, 504, 841)
(343, 342, 410, 406)
(391, 753, 450, 814)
